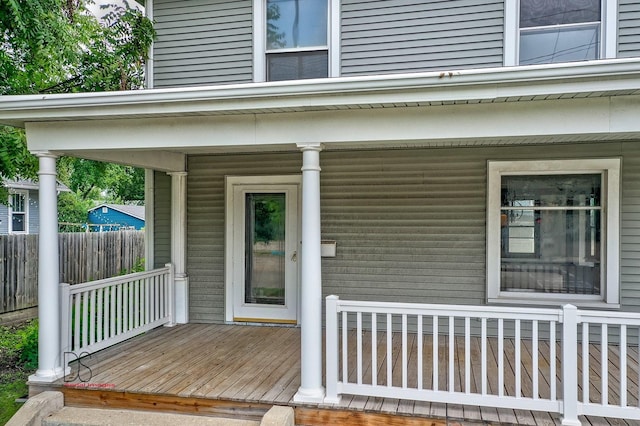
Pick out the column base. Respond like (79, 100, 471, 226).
(175, 274, 189, 324)
(28, 366, 67, 383)
(560, 419, 581, 426)
(293, 386, 325, 404)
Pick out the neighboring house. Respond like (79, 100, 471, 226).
(0, 179, 69, 234)
(3, 1, 640, 424)
(87, 203, 145, 231)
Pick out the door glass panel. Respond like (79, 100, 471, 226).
(245, 193, 286, 305)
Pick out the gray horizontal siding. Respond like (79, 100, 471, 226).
(187, 154, 302, 323)
(154, 171, 171, 269)
(28, 191, 39, 234)
(341, 0, 504, 76)
(153, 0, 253, 88)
(186, 142, 640, 324)
(619, 0, 640, 58)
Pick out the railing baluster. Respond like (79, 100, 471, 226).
(89, 289, 96, 345)
(150, 276, 156, 322)
(449, 316, 454, 393)
(134, 280, 139, 329)
(122, 282, 128, 333)
(110, 284, 116, 338)
(583, 322, 589, 404)
(387, 313, 392, 387)
(372, 312, 377, 387)
(621, 324, 627, 407)
(82, 291, 89, 349)
(433, 315, 439, 391)
(357, 312, 363, 385)
(465, 316, 470, 394)
(602, 323, 608, 406)
(481, 317, 487, 396)
(104, 286, 110, 339)
(144, 276, 150, 325)
(417, 314, 423, 390)
(550, 320, 556, 401)
(498, 318, 504, 397)
(532, 320, 538, 400)
(402, 314, 407, 389)
(342, 311, 348, 384)
(97, 288, 103, 343)
(74, 293, 81, 351)
(117, 282, 123, 335)
(515, 319, 521, 398)
(128, 280, 134, 330)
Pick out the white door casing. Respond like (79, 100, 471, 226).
(225, 175, 301, 323)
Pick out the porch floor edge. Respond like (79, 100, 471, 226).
(28, 384, 453, 426)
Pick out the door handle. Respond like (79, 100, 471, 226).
(291, 251, 297, 262)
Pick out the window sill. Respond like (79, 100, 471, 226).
(488, 296, 620, 310)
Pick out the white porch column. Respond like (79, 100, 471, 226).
(294, 143, 325, 403)
(30, 152, 65, 382)
(169, 171, 188, 324)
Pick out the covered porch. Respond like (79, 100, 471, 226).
(30, 323, 638, 425)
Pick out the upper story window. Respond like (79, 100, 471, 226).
(487, 159, 620, 307)
(9, 191, 28, 234)
(254, 0, 339, 82)
(504, 0, 617, 66)
(267, 0, 327, 81)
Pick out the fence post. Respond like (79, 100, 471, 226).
(561, 304, 580, 426)
(325, 295, 341, 404)
(59, 282, 72, 374)
(165, 263, 176, 327)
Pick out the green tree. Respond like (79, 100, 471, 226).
(0, 0, 153, 217)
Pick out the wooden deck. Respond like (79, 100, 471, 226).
(31, 324, 639, 425)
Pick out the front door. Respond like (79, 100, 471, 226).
(226, 177, 300, 323)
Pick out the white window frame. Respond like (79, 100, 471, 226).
(504, 0, 617, 66)
(487, 159, 620, 307)
(8, 190, 29, 234)
(253, 0, 340, 82)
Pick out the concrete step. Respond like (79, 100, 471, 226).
(43, 407, 260, 426)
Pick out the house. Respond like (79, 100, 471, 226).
(0, 179, 69, 234)
(87, 203, 145, 231)
(2, 1, 640, 424)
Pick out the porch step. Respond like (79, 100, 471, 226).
(43, 407, 261, 426)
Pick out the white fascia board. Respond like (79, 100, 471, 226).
(2, 59, 640, 127)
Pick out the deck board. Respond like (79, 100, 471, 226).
(39, 323, 640, 425)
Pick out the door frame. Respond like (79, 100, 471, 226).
(224, 175, 302, 323)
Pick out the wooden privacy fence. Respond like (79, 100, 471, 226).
(0, 231, 145, 314)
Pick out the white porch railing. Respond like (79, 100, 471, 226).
(325, 296, 640, 425)
(60, 264, 175, 364)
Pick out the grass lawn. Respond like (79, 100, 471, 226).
(0, 321, 37, 425)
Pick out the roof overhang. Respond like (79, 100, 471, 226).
(1, 59, 640, 128)
(1, 59, 640, 171)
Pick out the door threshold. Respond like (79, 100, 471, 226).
(233, 317, 298, 325)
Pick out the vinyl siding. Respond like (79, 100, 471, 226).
(154, 171, 172, 269)
(186, 142, 640, 324)
(0, 204, 8, 234)
(340, 0, 504, 76)
(187, 154, 302, 323)
(28, 190, 38, 234)
(619, 0, 640, 58)
(153, 0, 253, 88)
